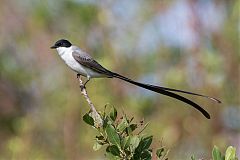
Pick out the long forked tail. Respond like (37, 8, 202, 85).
(111, 72, 221, 119)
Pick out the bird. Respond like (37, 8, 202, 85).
(51, 39, 221, 119)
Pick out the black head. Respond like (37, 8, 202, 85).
(51, 39, 72, 49)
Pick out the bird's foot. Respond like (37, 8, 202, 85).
(77, 74, 80, 79)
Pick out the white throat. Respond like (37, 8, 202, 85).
(56, 47, 72, 56)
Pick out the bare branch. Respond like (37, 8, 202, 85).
(78, 76, 103, 128)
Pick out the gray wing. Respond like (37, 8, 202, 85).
(72, 50, 113, 76)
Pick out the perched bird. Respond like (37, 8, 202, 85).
(51, 39, 221, 119)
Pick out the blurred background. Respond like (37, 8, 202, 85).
(0, 0, 239, 159)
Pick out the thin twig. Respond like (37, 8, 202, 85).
(78, 76, 103, 128)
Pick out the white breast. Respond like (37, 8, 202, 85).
(57, 47, 88, 77)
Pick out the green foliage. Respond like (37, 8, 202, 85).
(191, 146, 238, 160)
(83, 112, 95, 126)
(83, 106, 239, 160)
(212, 146, 225, 160)
(212, 145, 238, 160)
(83, 105, 169, 160)
(106, 124, 121, 148)
(225, 146, 238, 160)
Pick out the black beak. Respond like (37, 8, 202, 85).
(50, 45, 57, 49)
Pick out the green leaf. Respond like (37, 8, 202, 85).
(83, 113, 94, 126)
(190, 155, 196, 160)
(121, 136, 131, 149)
(140, 150, 152, 160)
(129, 135, 140, 151)
(225, 146, 237, 160)
(110, 107, 117, 122)
(117, 116, 128, 133)
(212, 146, 224, 160)
(106, 145, 120, 157)
(156, 147, 164, 158)
(93, 142, 102, 151)
(136, 136, 153, 153)
(106, 124, 121, 148)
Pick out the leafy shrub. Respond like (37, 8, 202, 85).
(83, 105, 238, 160)
(83, 105, 169, 160)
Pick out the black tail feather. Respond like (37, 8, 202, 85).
(153, 86, 221, 103)
(111, 72, 218, 119)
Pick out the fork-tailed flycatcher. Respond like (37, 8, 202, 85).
(51, 39, 221, 119)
